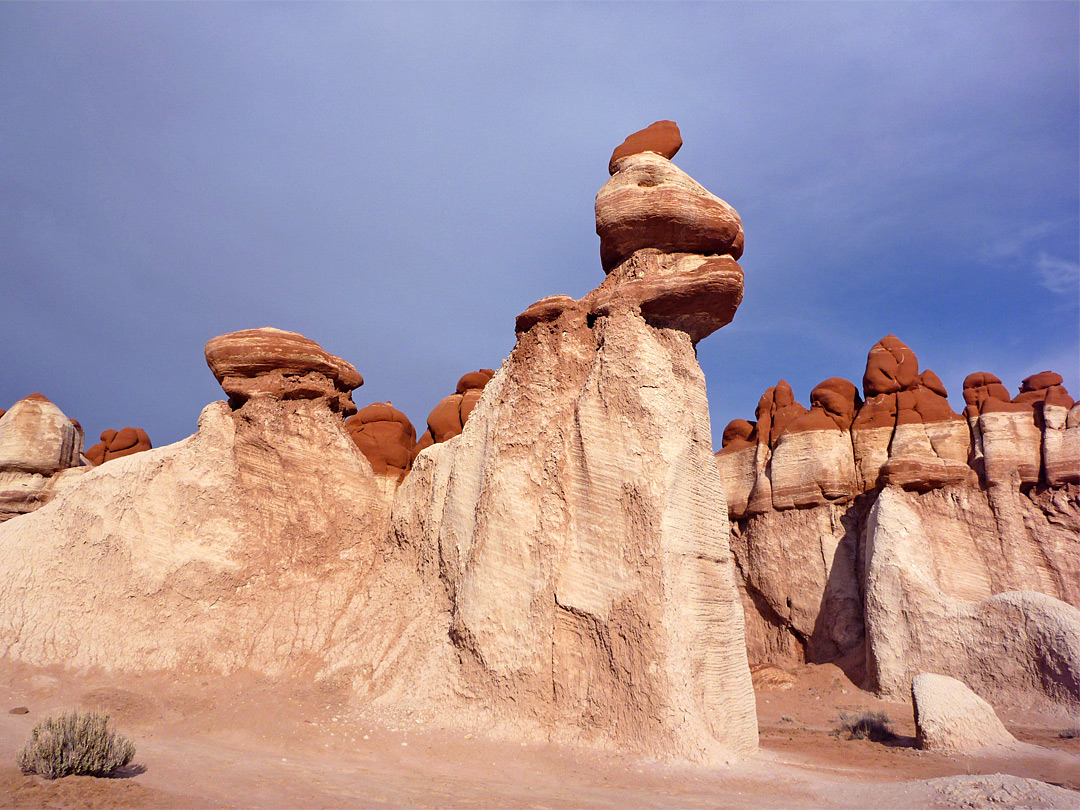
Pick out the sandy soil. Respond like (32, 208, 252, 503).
(1, 661, 1077, 809)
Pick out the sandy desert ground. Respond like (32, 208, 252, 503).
(2, 661, 1077, 809)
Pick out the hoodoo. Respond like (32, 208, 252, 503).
(394, 121, 758, 758)
(0, 125, 759, 762)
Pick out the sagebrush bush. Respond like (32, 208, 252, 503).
(1059, 725, 1080, 740)
(833, 709, 895, 742)
(18, 711, 135, 779)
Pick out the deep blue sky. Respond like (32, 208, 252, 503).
(3, 2, 1077, 449)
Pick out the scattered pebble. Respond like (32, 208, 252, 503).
(8, 706, 29, 715)
(363, 735, 370, 740)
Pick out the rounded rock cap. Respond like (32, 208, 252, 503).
(608, 120, 683, 175)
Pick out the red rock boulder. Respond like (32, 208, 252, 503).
(413, 369, 496, 459)
(84, 427, 153, 466)
(853, 337, 970, 491)
(345, 402, 416, 481)
(607, 120, 683, 175)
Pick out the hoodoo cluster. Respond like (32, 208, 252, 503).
(717, 335, 1077, 518)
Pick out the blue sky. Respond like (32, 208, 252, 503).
(2, 2, 1077, 449)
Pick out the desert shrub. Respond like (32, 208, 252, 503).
(833, 709, 895, 742)
(17, 710, 135, 779)
(1059, 725, 1080, 740)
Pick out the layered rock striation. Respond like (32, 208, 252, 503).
(0, 394, 89, 521)
(719, 337, 1080, 709)
(0, 328, 456, 711)
(391, 120, 758, 758)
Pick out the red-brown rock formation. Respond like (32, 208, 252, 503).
(1014, 371, 1074, 410)
(850, 336, 970, 491)
(770, 378, 861, 509)
(205, 327, 363, 416)
(721, 342, 1079, 710)
(962, 372, 1020, 417)
(345, 402, 416, 482)
(607, 120, 683, 175)
(84, 426, 153, 466)
(962, 372, 1045, 487)
(413, 369, 496, 459)
(392, 123, 759, 758)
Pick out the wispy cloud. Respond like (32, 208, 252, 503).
(1035, 252, 1080, 296)
(979, 220, 1079, 296)
(980, 221, 1057, 264)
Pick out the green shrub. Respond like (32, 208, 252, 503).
(833, 709, 895, 742)
(17, 711, 135, 779)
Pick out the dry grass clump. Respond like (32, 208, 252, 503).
(833, 709, 896, 742)
(18, 710, 135, 779)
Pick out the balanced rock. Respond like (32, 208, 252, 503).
(0, 394, 88, 522)
(912, 673, 1016, 752)
(518, 122, 744, 350)
(205, 327, 363, 416)
(607, 119, 682, 175)
(596, 149, 744, 273)
(84, 427, 153, 466)
(345, 402, 416, 483)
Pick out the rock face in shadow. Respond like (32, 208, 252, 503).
(866, 487, 1080, 707)
(0, 394, 88, 522)
(912, 673, 1017, 752)
(85, 426, 153, 466)
(718, 337, 1079, 711)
